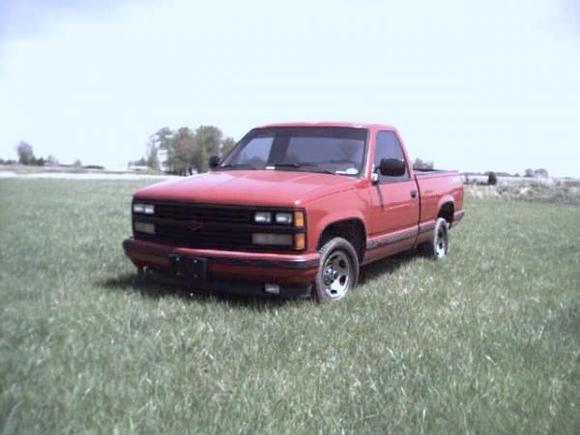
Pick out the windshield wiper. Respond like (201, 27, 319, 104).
(272, 163, 335, 175)
(218, 163, 259, 170)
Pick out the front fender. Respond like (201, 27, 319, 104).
(306, 188, 370, 251)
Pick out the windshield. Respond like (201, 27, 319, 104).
(220, 127, 368, 176)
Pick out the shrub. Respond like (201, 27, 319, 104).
(488, 172, 498, 185)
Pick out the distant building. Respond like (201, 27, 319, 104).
(127, 163, 150, 172)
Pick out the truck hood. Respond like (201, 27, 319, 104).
(135, 170, 361, 206)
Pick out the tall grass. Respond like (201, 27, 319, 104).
(1, 179, 579, 433)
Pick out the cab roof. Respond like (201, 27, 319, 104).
(256, 121, 397, 131)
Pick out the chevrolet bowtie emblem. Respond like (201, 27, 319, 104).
(188, 221, 203, 231)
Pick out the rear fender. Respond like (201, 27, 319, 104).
(436, 195, 455, 221)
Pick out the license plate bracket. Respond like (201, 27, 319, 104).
(169, 254, 207, 283)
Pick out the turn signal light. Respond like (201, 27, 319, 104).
(294, 211, 305, 228)
(294, 233, 305, 250)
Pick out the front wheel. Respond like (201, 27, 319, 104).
(313, 237, 359, 303)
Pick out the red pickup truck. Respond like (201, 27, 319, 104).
(123, 122, 464, 302)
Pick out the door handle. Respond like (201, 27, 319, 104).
(410, 190, 417, 198)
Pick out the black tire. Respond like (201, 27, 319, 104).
(420, 217, 449, 259)
(313, 237, 359, 303)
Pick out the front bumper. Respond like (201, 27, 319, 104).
(122, 238, 320, 294)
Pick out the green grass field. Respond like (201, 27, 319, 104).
(1, 178, 579, 434)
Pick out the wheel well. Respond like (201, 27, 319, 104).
(438, 202, 454, 224)
(318, 219, 366, 262)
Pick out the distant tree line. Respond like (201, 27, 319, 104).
(9, 141, 94, 168)
(14, 141, 59, 167)
(133, 125, 237, 175)
(413, 158, 434, 170)
(4, 136, 552, 180)
(462, 167, 551, 186)
(524, 168, 549, 178)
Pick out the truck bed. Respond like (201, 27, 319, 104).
(414, 169, 463, 227)
(414, 168, 457, 177)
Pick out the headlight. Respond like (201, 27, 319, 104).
(255, 211, 303, 225)
(275, 212, 293, 224)
(133, 203, 154, 215)
(134, 221, 155, 234)
(252, 233, 293, 246)
(254, 212, 272, 223)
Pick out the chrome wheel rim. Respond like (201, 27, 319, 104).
(435, 225, 448, 257)
(322, 250, 352, 299)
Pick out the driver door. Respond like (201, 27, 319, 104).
(368, 130, 419, 252)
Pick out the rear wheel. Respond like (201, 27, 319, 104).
(420, 217, 449, 258)
(313, 237, 359, 303)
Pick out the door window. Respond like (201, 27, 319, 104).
(374, 131, 409, 182)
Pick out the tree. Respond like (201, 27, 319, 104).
(524, 168, 534, 177)
(193, 126, 223, 173)
(73, 159, 82, 167)
(413, 158, 434, 170)
(487, 171, 498, 185)
(145, 140, 160, 170)
(148, 125, 233, 174)
(46, 155, 59, 166)
(148, 127, 174, 171)
(16, 141, 35, 165)
(128, 157, 147, 167)
(220, 137, 237, 157)
(169, 127, 196, 174)
(534, 168, 549, 178)
(152, 127, 174, 151)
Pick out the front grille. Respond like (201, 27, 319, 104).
(134, 201, 297, 252)
(154, 202, 253, 224)
(154, 222, 252, 250)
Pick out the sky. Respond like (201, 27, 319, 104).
(0, 0, 579, 176)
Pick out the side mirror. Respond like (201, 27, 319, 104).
(209, 155, 221, 169)
(378, 158, 406, 177)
